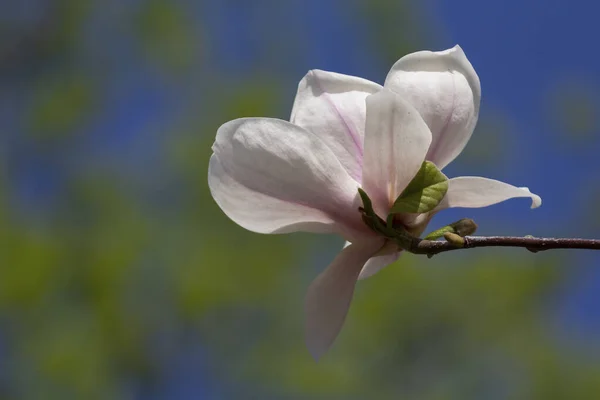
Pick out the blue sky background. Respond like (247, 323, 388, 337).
(427, 0, 600, 338)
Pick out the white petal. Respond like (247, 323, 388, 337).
(209, 156, 336, 234)
(361, 89, 432, 217)
(291, 70, 383, 182)
(436, 176, 542, 210)
(358, 251, 401, 280)
(384, 45, 480, 169)
(209, 118, 367, 236)
(343, 241, 402, 280)
(305, 239, 384, 360)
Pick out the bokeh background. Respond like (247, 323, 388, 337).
(2, 0, 600, 398)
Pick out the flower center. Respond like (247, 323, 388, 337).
(358, 188, 419, 250)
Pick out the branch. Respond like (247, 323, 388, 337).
(411, 235, 600, 256)
(356, 190, 599, 257)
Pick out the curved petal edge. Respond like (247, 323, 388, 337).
(384, 45, 481, 169)
(209, 117, 365, 236)
(436, 176, 542, 211)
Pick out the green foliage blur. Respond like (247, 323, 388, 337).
(1, 1, 597, 399)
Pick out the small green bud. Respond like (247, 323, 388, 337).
(450, 218, 478, 237)
(423, 218, 478, 241)
(444, 232, 465, 247)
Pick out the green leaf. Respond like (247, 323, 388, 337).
(390, 161, 448, 214)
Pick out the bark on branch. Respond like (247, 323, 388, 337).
(410, 235, 600, 256)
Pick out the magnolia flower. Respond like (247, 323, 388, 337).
(208, 45, 541, 360)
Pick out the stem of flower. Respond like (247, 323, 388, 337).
(410, 236, 600, 256)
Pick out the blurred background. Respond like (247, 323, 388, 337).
(2, 0, 600, 398)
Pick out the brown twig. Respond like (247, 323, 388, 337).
(411, 236, 600, 256)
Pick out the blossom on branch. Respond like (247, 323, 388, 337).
(208, 45, 541, 360)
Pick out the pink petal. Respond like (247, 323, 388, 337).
(343, 241, 402, 280)
(291, 70, 382, 182)
(209, 118, 368, 237)
(359, 251, 402, 280)
(361, 89, 432, 217)
(305, 239, 384, 360)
